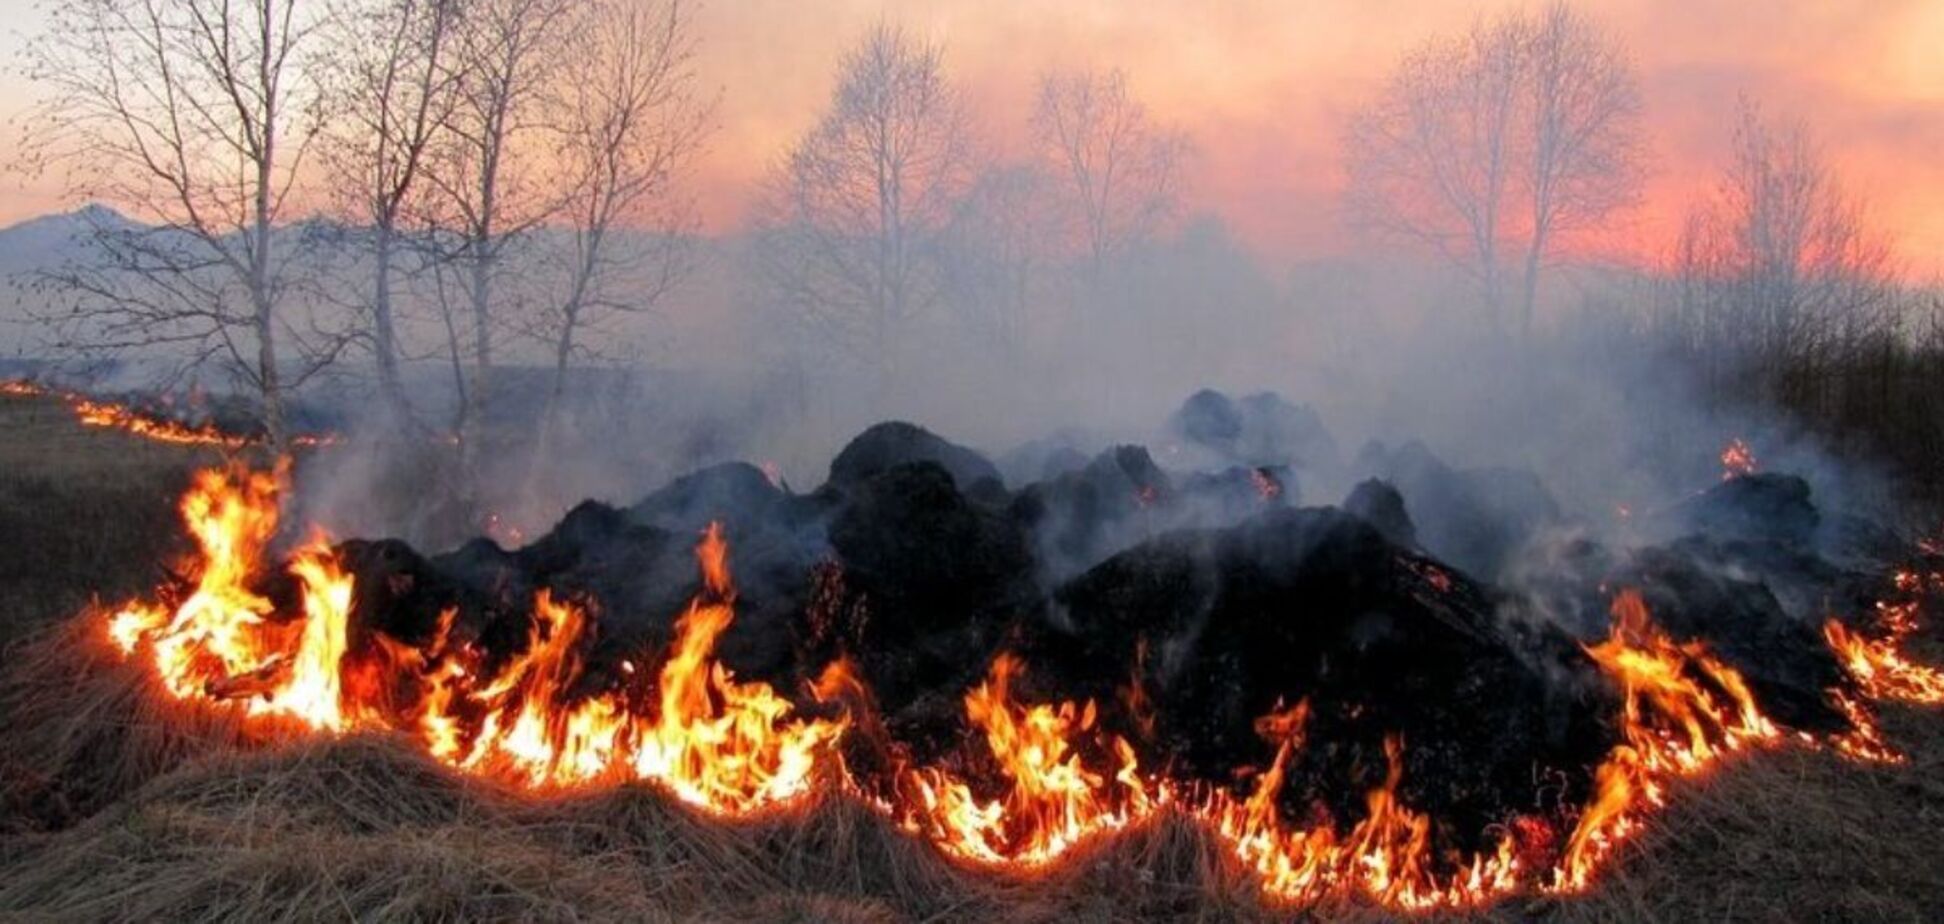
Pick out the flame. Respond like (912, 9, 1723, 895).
(109, 467, 844, 814)
(898, 654, 1154, 866)
(94, 466, 1943, 912)
(72, 397, 253, 448)
(1824, 602, 1944, 706)
(1551, 589, 1779, 891)
(3, 378, 335, 447)
(1819, 569, 1944, 762)
(1719, 438, 1757, 480)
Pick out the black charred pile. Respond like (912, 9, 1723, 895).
(1609, 472, 1885, 730)
(1018, 507, 1614, 850)
(1355, 440, 1562, 581)
(1168, 388, 1340, 473)
(310, 406, 1897, 858)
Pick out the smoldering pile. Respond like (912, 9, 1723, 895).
(308, 388, 1906, 859)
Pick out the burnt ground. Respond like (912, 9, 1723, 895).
(3, 391, 1943, 921)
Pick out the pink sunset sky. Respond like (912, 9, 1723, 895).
(2, 0, 1940, 275)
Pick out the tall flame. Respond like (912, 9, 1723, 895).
(110, 466, 844, 815)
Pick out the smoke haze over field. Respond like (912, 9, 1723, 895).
(1, 0, 1938, 556)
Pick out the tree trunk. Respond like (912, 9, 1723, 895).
(256, 287, 285, 453)
(255, 2, 285, 459)
(373, 222, 409, 424)
(1519, 236, 1543, 346)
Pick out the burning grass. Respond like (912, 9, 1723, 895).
(3, 406, 1944, 919)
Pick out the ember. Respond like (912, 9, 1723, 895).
(1720, 438, 1757, 480)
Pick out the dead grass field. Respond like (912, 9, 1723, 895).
(2, 390, 1941, 922)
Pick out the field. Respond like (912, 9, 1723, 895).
(3, 391, 1942, 922)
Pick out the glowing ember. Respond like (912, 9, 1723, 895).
(1719, 438, 1757, 480)
(1250, 467, 1281, 501)
(93, 465, 1944, 912)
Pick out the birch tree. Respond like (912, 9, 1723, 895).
(423, 0, 573, 438)
(752, 23, 973, 378)
(1032, 67, 1187, 279)
(532, 0, 708, 438)
(318, 0, 464, 424)
(1345, 2, 1641, 339)
(22, 0, 333, 451)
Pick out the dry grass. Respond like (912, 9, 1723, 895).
(3, 390, 1942, 922)
(0, 394, 209, 645)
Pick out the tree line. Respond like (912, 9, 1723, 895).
(14, 1, 1935, 503)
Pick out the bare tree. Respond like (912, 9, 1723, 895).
(531, 0, 709, 440)
(20, 0, 334, 451)
(1345, 2, 1641, 339)
(1661, 100, 1898, 407)
(318, 0, 463, 425)
(1517, 3, 1642, 339)
(937, 163, 1058, 361)
(422, 0, 573, 439)
(752, 23, 973, 379)
(1032, 67, 1187, 279)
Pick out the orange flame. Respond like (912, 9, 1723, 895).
(899, 654, 1154, 866)
(109, 467, 843, 814)
(97, 465, 1943, 912)
(1825, 601, 1944, 706)
(1552, 589, 1779, 891)
(72, 397, 253, 448)
(4, 379, 335, 447)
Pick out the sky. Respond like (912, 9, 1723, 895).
(2, 0, 1941, 276)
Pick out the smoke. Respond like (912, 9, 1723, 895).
(248, 215, 1913, 592)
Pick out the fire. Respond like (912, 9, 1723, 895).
(1818, 569, 1944, 761)
(93, 465, 1944, 912)
(72, 396, 252, 448)
(898, 654, 1154, 865)
(1201, 709, 1522, 909)
(3, 378, 336, 448)
(108, 466, 844, 813)
(1825, 598, 1944, 706)
(1719, 438, 1757, 480)
(1552, 589, 1779, 891)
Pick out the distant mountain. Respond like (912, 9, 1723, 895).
(0, 204, 135, 261)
